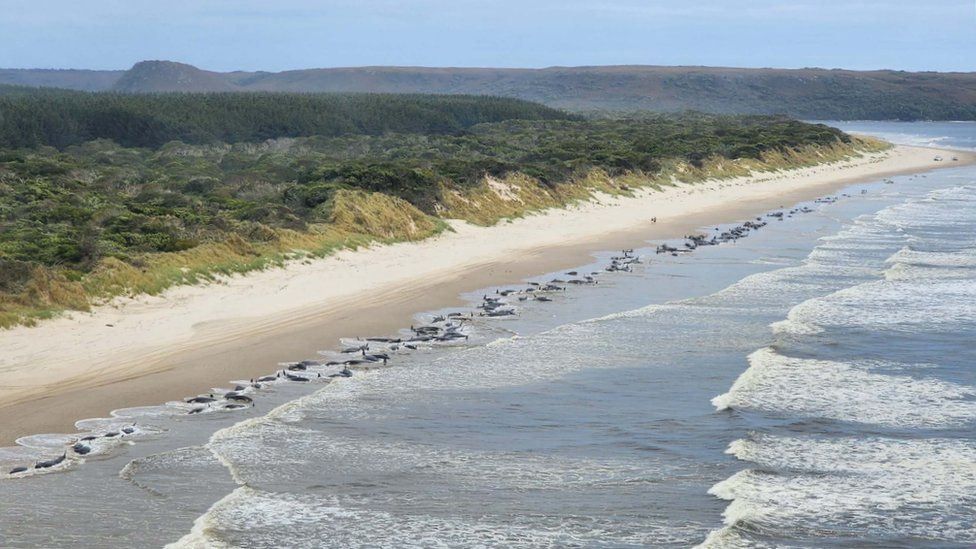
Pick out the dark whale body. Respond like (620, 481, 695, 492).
(34, 453, 66, 469)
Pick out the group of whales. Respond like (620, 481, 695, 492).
(654, 194, 858, 257)
(7, 424, 137, 475)
(186, 315, 483, 413)
(477, 269, 605, 315)
(4, 259, 620, 476)
(6, 194, 859, 477)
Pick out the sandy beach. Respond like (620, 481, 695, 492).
(0, 144, 970, 445)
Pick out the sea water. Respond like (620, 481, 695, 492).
(0, 122, 974, 548)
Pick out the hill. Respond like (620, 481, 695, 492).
(112, 60, 237, 93)
(227, 65, 976, 120)
(1, 61, 975, 120)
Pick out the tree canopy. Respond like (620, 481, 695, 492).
(0, 88, 570, 149)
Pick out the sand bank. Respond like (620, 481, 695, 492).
(0, 145, 970, 444)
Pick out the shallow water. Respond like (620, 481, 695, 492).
(1, 122, 974, 548)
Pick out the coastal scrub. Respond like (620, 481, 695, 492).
(0, 100, 881, 327)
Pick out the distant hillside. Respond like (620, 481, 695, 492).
(113, 60, 237, 92)
(0, 68, 122, 92)
(241, 66, 976, 120)
(1, 61, 975, 120)
(0, 90, 569, 149)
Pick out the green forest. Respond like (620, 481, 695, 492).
(0, 91, 865, 326)
(0, 87, 569, 148)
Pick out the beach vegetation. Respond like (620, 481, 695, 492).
(0, 93, 878, 327)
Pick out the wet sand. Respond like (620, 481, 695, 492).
(0, 145, 970, 444)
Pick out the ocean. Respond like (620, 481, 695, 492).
(1, 122, 974, 548)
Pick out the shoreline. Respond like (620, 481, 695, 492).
(1, 144, 972, 445)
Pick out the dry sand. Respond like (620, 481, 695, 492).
(0, 145, 971, 444)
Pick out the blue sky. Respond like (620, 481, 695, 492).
(1, 0, 973, 71)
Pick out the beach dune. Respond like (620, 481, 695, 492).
(0, 144, 968, 444)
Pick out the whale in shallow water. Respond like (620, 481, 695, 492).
(34, 453, 66, 469)
(365, 337, 400, 343)
(361, 351, 389, 363)
(483, 309, 516, 317)
(72, 442, 91, 455)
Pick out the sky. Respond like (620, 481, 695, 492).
(1, 0, 974, 72)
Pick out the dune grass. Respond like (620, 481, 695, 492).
(437, 137, 888, 226)
(0, 190, 445, 328)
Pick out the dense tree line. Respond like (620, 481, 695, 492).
(0, 88, 570, 149)
(0, 112, 849, 270)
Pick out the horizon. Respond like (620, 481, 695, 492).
(1, 0, 973, 73)
(5, 60, 975, 74)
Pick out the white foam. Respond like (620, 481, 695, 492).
(713, 348, 976, 428)
(13, 433, 77, 450)
(704, 435, 976, 544)
(876, 185, 976, 230)
(167, 485, 703, 548)
(781, 277, 976, 334)
(887, 246, 976, 269)
(883, 245, 976, 283)
(165, 487, 242, 549)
